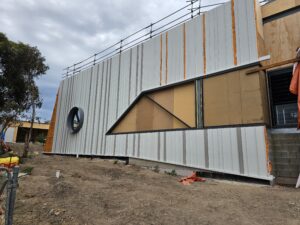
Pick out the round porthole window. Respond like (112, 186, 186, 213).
(67, 107, 84, 134)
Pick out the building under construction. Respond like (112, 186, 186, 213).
(45, 0, 300, 185)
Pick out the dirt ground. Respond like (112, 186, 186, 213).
(9, 144, 300, 225)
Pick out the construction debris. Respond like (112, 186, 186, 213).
(179, 172, 205, 185)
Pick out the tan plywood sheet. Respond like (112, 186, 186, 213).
(112, 107, 137, 133)
(262, 0, 300, 19)
(173, 82, 196, 127)
(204, 67, 269, 127)
(112, 82, 195, 133)
(263, 12, 300, 66)
(254, 0, 267, 57)
(148, 88, 174, 113)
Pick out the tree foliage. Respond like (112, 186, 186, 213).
(0, 32, 49, 134)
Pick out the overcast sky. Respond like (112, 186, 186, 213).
(0, 0, 219, 121)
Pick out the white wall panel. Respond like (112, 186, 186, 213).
(206, 1, 234, 74)
(185, 16, 204, 78)
(185, 130, 206, 168)
(166, 131, 183, 165)
(235, 0, 258, 65)
(167, 25, 184, 84)
(142, 36, 161, 90)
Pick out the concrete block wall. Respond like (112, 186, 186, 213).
(270, 133, 300, 185)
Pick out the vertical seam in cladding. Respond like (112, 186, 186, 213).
(204, 129, 209, 168)
(264, 127, 271, 174)
(157, 133, 161, 161)
(163, 132, 167, 162)
(202, 15, 206, 75)
(137, 134, 141, 158)
(83, 68, 93, 155)
(160, 35, 163, 86)
(137, 44, 144, 158)
(132, 134, 136, 157)
(231, 0, 238, 65)
(62, 79, 72, 154)
(96, 63, 105, 155)
(126, 49, 133, 157)
(128, 49, 133, 105)
(104, 59, 112, 155)
(182, 131, 186, 165)
(91, 64, 101, 154)
(113, 54, 122, 156)
(254, 128, 260, 175)
(165, 32, 168, 84)
(135, 45, 140, 97)
(245, 0, 251, 61)
(183, 23, 187, 80)
(140, 44, 144, 91)
(133, 46, 139, 156)
(99, 61, 108, 155)
(67, 76, 75, 154)
(253, 0, 259, 56)
(125, 135, 128, 156)
(236, 127, 245, 174)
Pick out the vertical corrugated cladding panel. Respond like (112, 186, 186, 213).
(64, 75, 76, 155)
(241, 126, 268, 177)
(105, 56, 120, 156)
(166, 131, 183, 165)
(167, 25, 184, 84)
(70, 74, 81, 155)
(206, 1, 234, 74)
(185, 16, 204, 79)
(139, 133, 159, 161)
(185, 130, 206, 168)
(56, 78, 68, 154)
(85, 65, 100, 155)
(60, 76, 73, 154)
(115, 50, 131, 156)
(52, 82, 63, 153)
(98, 60, 110, 155)
(76, 71, 88, 155)
(142, 35, 161, 90)
(127, 47, 138, 157)
(207, 128, 240, 174)
(91, 62, 104, 155)
(235, 0, 258, 65)
(79, 68, 93, 155)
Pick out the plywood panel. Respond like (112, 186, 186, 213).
(174, 83, 196, 127)
(254, 0, 267, 58)
(204, 67, 269, 127)
(262, 0, 300, 19)
(113, 107, 137, 133)
(263, 12, 300, 66)
(148, 88, 174, 113)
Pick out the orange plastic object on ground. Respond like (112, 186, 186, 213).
(179, 172, 206, 185)
(290, 62, 300, 129)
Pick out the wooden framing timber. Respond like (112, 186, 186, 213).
(246, 58, 300, 75)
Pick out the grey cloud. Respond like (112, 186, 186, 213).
(0, 0, 202, 120)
